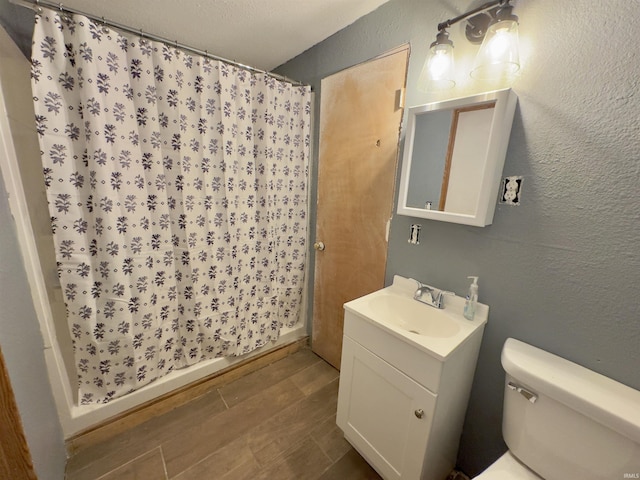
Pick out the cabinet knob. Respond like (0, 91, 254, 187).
(414, 409, 424, 419)
(313, 241, 325, 251)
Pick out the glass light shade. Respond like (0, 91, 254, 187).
(471, 19, 520, 79)
(417, 43, 455, 92)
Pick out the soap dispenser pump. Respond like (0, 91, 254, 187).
(463, 276, 479, 320)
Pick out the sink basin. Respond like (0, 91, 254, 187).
(369, 294, 460, 338)
(343, 275, 488, 360)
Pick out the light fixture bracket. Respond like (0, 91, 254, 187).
(464, 7, 499, 44)
(437, 0, 518, 44)
(495, 3, 519, 22)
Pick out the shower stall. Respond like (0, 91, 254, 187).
(0, 5, 311, 437)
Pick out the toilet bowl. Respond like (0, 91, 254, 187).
(474, 451, 540, 479)
(474, 338, 640, 480)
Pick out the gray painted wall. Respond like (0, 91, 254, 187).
(0, 0, 32, 57)
(0, 2, 65, 477)
(276, 0, 640, 475)
(0, 175, 66, 478)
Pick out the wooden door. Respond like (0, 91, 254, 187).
(312, 48, 409, 368)
(0, 347, 37, 479)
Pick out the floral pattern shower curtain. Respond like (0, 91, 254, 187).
(31, 10, 311, 404)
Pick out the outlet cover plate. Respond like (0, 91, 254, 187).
(499, 176, 523, 206)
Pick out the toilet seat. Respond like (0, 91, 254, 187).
(475, 451, 542, 479)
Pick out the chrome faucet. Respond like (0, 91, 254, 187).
(413, 282, 452, 309)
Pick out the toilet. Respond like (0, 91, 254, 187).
(476, 338, 640, 479)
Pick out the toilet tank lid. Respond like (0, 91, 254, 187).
(502, 338, 640, 445)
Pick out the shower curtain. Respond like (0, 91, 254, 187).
(31, 10, 311, 404)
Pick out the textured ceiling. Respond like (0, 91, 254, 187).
(49, 0, 392, 71)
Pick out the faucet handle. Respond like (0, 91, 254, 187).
(413, 284, 432, 300)
(434, 290, 455, 308)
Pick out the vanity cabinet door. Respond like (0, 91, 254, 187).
(337, 336, 437, 480)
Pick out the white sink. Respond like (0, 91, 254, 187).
(343, 275, 488, 360)
(369, 294, 461, 338)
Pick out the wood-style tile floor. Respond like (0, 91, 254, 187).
(65, 348, 382, 480)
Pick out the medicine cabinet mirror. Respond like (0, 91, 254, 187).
(397, 88, 517, 226)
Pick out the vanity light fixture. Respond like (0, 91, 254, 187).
(470, 2, 520, 79)
(417, 29, 456, 92)
(418, 0, 520, 92)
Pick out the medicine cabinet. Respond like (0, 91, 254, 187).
(397, 89, 517, 226)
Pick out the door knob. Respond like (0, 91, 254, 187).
(314, 242, 325, 251)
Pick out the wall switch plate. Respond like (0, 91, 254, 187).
(499, 176, 523, 205)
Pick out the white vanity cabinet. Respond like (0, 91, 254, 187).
(336, 290, 486, 480)
(338, 335, 437, 479)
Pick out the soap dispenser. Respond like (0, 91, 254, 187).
(463, 276, 479, 320)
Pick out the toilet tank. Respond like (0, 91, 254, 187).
(501, 338, 640, 480)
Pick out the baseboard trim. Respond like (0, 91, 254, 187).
(65, 336, 309, 455)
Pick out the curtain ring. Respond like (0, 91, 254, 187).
(101, 16, 109, 33)
(58, 2, 68, 22)
(34, 0, 42, 14)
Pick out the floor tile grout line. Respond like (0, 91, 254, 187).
(290, 363, 338, 398)
(307, 408, 351, 479)
(291, 357, 324, 379)
(168, 390, 307, 478)
(67, 391, 217, 477)
(249, 432, 319, 474)
(69, 391, 230, 479)
(163, 378, 305, 477)
(215, 388, 328, 473)
(218, 354, 323, 407)
(159, 445, 169, 480)
(247, 399, 339, 472)
(92, 446, 163, 480)
(309, 433, 335, 466)
(219, 454, 259, 480)
(167, 434, 249, 479)
(244, 392, 311, 469)
(217, 387, 230, 410)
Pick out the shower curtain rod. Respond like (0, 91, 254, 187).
(10, 0, 308, 87)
